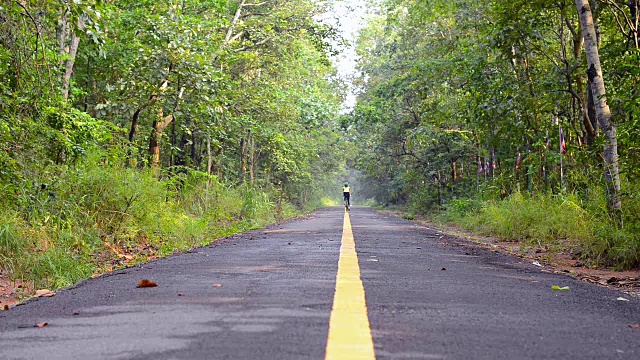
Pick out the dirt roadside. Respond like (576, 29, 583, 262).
(0, 273, 22, 309)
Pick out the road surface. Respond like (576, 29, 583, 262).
(1, 206, 639, 359)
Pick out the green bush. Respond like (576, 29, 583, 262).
(0, 151, 309, 292)
(438, 191, 640, 269)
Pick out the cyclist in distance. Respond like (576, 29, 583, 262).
(343, 182, 351, 210)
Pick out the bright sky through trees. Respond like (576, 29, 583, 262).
(325, 0, 369, 111)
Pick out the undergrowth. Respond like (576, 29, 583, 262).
(435, 190, 640, 270)
(0, 152, 306, 292)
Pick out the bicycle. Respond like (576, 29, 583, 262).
(344, 198, 350, 211)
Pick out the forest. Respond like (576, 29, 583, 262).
(0, 0, 348, 292)
(349, 0, 640, 269)
(2, 0, 640, 299)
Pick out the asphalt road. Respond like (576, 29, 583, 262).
(0, 206, 639, 359)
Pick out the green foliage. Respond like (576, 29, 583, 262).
(437, 191, 640, 269)
(457, 193, 591, 246)
(0, 216, 25, 268)
(0, 152, 310, 290)
(0, 0, 350, 292)
(347, 0, 640, 269)
(43, 106, 115, 160)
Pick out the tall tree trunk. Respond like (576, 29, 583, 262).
(170, 115, 177, 167)
(190, 130, 198, 166)
(61, 29, 80, 100)
(575, 0, 622, 217)
(149, 109, 174, 168)
(586, 82, 598, 144)
(630, 0, 639, 48)
(56, 12, 68, 68)
(207, 136, 213, 176)
(217, 148, 223, 179)
(561, 1, 595, 143)
(239, 136, 247, 183)
(452, 161, 457, 182)
(56, 11, 78, 100)
(129, 92, 160, 142)
(248, 130, 256, 184)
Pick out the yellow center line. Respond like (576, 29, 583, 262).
(325, 209, 376, 360)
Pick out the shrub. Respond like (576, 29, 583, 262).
(1, 151, 309, 291)
(439, 191, 640, 269)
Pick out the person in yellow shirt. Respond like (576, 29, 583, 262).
(343, 182, 351, 209)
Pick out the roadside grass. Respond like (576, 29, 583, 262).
(0, 154, 309, 295)
(435, 191, 640, 270)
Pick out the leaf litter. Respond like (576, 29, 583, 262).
(35, 289, 55, 298)
(137, 279, 157, 288)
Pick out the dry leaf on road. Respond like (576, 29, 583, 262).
(137, 279, 157, 288)
(35, 289, 55, 298)
(35, 322, 48, 328)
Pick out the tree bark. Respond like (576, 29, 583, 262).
(248, 131, 256, 184)
(630, 0, 639, 48)
(207, 136, 213, 176)
(575, 0, 622, 217)
(129, 93, 158, 142)
(56, 12, 68, 68)
(149, 109, 175, 168)
(61, 29, 80, 100)
(239, 136, 247, 182)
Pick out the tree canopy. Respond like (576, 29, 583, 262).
(348, 0, 640, 267)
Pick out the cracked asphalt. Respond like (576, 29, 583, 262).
(1, 206, 639, 359)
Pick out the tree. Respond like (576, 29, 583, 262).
(575, 0, 622, 217)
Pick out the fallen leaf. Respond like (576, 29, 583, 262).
(213, 284, 222, 287)
(552, 285, 570, 291)
(35, 322, 48, 328)
(35, 289, 55, 298)
(72, 312, 80, 316)
(3, 305, 8, 311)
(441, 267, 447, 271)
(629, 324, 640, 329)
(617, 297, 630, 302)
(137, 279, 157, 288)
(178, 293, 185, 297)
